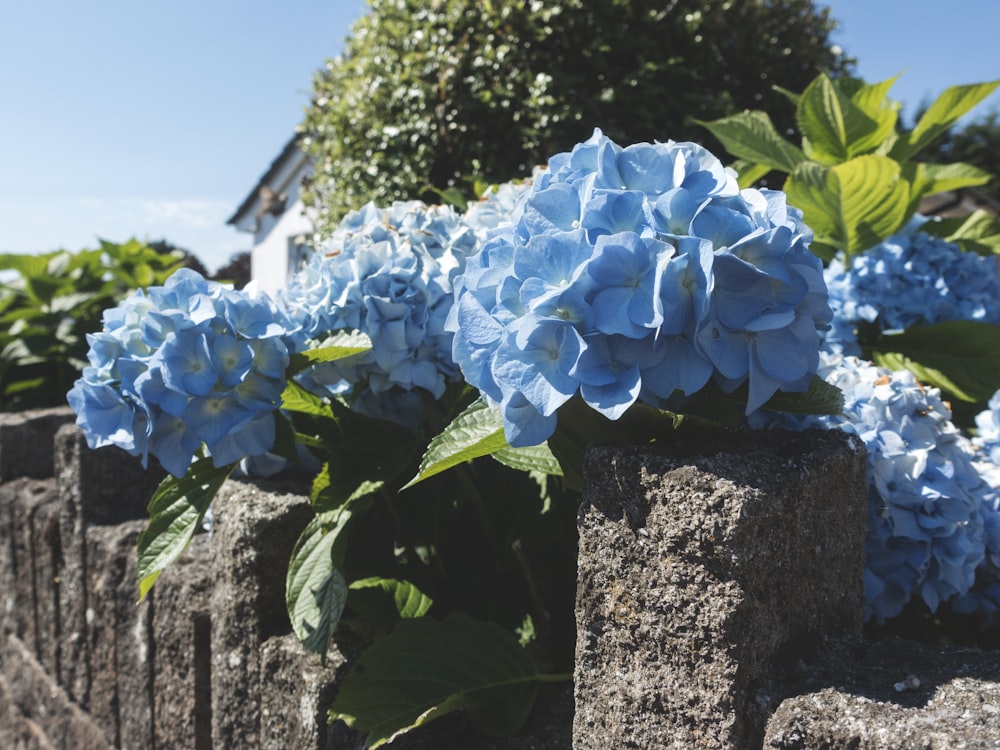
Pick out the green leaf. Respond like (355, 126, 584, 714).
(785, 156, 909, 257)
(287, 330, 373, 376)
(869, 321, 1000, 402)
(348, 577, 433, 631)
(697, 111, 805, 173)
(797, 74, 854, 163)
(403, 398, 508, 489)
(286, 515, 349, 655)
(491, 442, 563, 477)
(280, 380, 334, 418)
(920, 210, 1000, 255)
(760, 375, 844, 415)
(731, 160, 773, 190)
(330, 614, 560, 747)
(900, 79, 1000, 159)
(904, 161, 992, 218)
(136, 457, 235, 600)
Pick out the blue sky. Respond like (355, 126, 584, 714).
(1, 1, 997, 272)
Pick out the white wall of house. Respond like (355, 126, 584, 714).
(249, 200, 313, 300)
(229, 138, 315, 300)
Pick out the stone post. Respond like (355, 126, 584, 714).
(573, 428, 868, 750)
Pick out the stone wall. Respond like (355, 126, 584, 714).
(0, 408, 996, 750)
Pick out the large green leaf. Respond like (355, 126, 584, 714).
(797, 74, 857, 163)
(920, 210, 1000, 255)
(761, 375, 844, 416)
(785, 156, 909, 257)
(905, 161, 992, 216)
(898, 79, 1000, 159)
(869, 321, 1000, 402)
(330, 614, 564, 747)
(403, 398, 508, 489)
(347, 577, 433, 632)
(280, 380, 334, 418)
(287, 330, 373, 376)
(697, 111, 805, 173)
(286, 495, 374, 655)
(491, 442, 563, 476)
(136, 457, 235, 600)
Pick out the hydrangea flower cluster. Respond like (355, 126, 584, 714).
(824, 229, 1000, 355)
(447, 128, 832, 446)
(279, 200, 478, 423)
(955, 390, 1000, 615)
(751, 352, 997, 622)
(67, 269, 296, 477)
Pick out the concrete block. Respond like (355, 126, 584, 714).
(573, 428, 868, 750)
(55, 424, 163, 705)
(0, 634, 112, 750)
(259, 633, 346, 750)
(209, 476, 312, 749)
(152, 533, 213, 750)
(85, 521, 151, 747)
(0, 407, 74, 483)
(765, 636, 1000, 749)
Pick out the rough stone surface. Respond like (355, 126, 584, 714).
(210, 475, 312, 749)
(55, 424, 162, 706)
(765, 636, 1000, 749)
(259, 633, 348, 750)
(573, 429, 869, 750)
(152, 533, 213, 750)
(86, 520, 150, 748)
(0, 634, 112, 750)
(0, 407, 75, 483)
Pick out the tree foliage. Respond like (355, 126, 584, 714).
(300, 0, 852, 235)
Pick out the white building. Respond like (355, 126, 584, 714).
(228, 136, 314, 299)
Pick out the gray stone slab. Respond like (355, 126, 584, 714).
(0, 634, 112, 750)
(152, 533, 213, 750)
(27, 489, 61, 678)
(209, 475, 312, 749)
(55, 424, 163, 706)
(259, 633, 347, 750)
(765, 636, 1000, 749)
(573, 428, 868, 750)
(0, 407, 74, 483)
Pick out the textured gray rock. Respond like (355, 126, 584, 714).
(765, 636, 1000, 749)
(152, 533, 213, 750)
(0, 407, 75, 483)
(259, 633, 348, 750)
(209, 475, 313, 749)
(85, 520, 152, 749)
(55, 424, 163, 706)
(0, 634, 111, 750)
(573, 429, 869, 750)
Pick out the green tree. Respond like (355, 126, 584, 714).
(300, 0, 852, 235)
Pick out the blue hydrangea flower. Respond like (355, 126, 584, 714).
(750, 353, 993, 622)
(823, 228, 1000, 355)
(67, 269, 295, 477)
(448, 128, 832, 446)
(280, 201, 479, 425)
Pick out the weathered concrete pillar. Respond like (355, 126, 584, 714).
(55, 423, 164, 707)
(209, 476, 312, 749)
(152, 533, 214, 750)
(0, 406, 75, 483)
(86, 520, 154, 750)
(574, 428, 868, 750)
(259, 633, 349, 750)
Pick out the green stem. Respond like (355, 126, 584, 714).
(512, 538, 551, 645)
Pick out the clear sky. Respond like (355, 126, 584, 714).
(1, 1, 997, 272)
